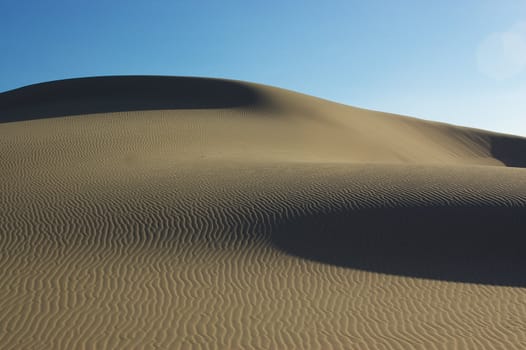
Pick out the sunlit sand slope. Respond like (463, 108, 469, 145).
(1, 76, 526, 349)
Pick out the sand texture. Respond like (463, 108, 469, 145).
(1, 76, 526, 349)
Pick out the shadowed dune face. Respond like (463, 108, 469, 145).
(272, 206, 526, 286)
(490, 135, 526, 168)
(0, 76, 266, 122)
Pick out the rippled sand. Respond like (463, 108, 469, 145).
(1, 76, 525, 349)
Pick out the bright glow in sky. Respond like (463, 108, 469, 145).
(1, 0, 525, 136)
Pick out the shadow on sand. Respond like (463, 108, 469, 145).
(272, 206, 526, 286)
(490, 135, 526, 168)
(0, 76, 264, 123)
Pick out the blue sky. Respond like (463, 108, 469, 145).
(1, 0, 525, 136)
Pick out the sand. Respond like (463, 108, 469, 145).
(1, 76, 525, 349)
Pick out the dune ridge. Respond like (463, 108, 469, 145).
(1, 76, 526, 349)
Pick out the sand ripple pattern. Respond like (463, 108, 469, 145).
(1, 78, 526, 349)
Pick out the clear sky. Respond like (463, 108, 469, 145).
(1, 0, 525, 136)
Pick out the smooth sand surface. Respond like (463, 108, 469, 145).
(1, 76, 526, 349)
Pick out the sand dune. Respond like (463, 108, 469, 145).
(1, 76, 525, 349)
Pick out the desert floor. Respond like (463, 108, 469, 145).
(1, 76, 526, 349)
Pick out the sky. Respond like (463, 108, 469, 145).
(1, 0, 525, 136)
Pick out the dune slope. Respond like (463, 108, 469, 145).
(1, 76, 526, 349)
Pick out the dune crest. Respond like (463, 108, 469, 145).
(1, 76, 525, 349)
